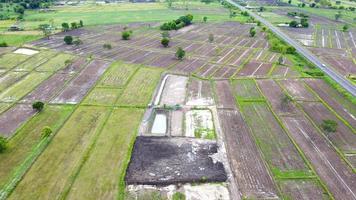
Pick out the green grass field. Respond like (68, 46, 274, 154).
(232, 79, 263, 100)
(65, 108, 143, 200)
(0, 53, 30, 69)
(83, 88, 122, 105)
(8, 106, 110, 200)
(0, 105, 74, 189)
(116, 67, 163, 106)
(97, 61, 138, 88)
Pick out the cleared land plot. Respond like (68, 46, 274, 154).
(159, 75, 188, 105)
(185, 109, 215, 139)
(280, 79, 318, 101)
(66, 108, 143, 200)
(305, 79, 356, 128)
(271, 65, 299, 78)
(232, 79, 263, 100)
(214, 80, 236, 109)
(257, 79, 300, 116)
(35, 53, 75, 72)
(301, 102, 356, 153)
(97, 62, 138, 88)
(0, 53, 30, 69)
(241, 103, 309, 175)
(82, 88, 122, 105)
(218, 109, 279, 199)
(281, 116, 356, 200)
(52, 60, 111, 104)
(0, 72, 51, 103)
(116, 67, 162, 106)
(279, 179, 328, 200)
(0, 105, 74, 189)
(125, 136, 227, 185)
(0, 104, 35, 137)
(8, 106, 110, 200)
(185, 78, 214, 106)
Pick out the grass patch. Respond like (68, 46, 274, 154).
(0, 53, 30, 69)
(36, 53, 75, 72)
(0, 105, 74, 198)
(7, 106, 110, 200)
(231, 79, 263, 100)
(65, 108, 143, 200)
(15, 50, 58, 71)
(116, 67, 163, 106)
(97, 61, 138, 88)
(82, 88, 122, 105)
(0, 34, 42, 47)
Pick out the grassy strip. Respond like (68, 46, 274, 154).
(323, 76, 356, 105)
(255, 81, 334, 199)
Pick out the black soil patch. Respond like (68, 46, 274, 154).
(125, 136, 227, 185)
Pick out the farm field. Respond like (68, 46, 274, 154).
(0, 0, 355, 200)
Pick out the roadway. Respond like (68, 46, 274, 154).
(226, 0, 356, 96)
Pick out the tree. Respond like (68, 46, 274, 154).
(64, 36, 73, 45)
(259, 6, 265, 12)
(288, 0, 292, 4)
(41, 126, 53, 138)
(289, 20, 299, 27)
(122, 30, 132, 40)
(302, 3, 306, 7)
(201, 0, 214, 4)
(249, 27, 256, 37)
(203, 16, 208, 22)
(0, 136, 7, 153)
(278, 55, 284, 64)
(300, 18, 309, 27)
(175, 47, 185, 60)
(79, 20, 84, 27)
(257, 21, 261, 26)
(71, 22, 78, 29)
(0, 42, 8, 47)
(14, 5, 24, 14)
(208, 33, 214, 43)
(321, 119, 338, 133)
(335, 11, 342, 20)
(161, 37, 170, 47)
(73, 38, 83, 46)
(62, 22, 70, 32)
(342, 24, 349, 32)
(39, 24, 52, 39)
(32, 101, 44, 112)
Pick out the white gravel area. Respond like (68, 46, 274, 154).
(13, 48, 39, 55)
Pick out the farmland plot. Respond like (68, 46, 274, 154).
(0, 71, 28, 92)
(116, 67, 162, 106)
(218, 109, 279, 199)
(0, 72, 51, 102)
(8, 106, 110, 200)
(214, 80, 236, 109)
(82, 88, 122, 105)
(0, 53, 30, 69)
(35, 53, 75, 72)
(52, 60, 111, 104)
(281, 115, 356, 200)
(0, 105, 74, 189)
(279, 179, 329, 200)
(97, 62, 138, 88)
(279, 79, 318, 102)
(305, 79, 356, 128)
(13, 51, 58, 72)
(301, 102, 356, 153)
(232, 79, 263, 100)
(66, 108, 143, 200)
(241, 103, 309, 174)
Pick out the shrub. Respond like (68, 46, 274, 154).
(172, 192, 186, 200)
(161, 31, 170, 38)
(208, 33, 214, 43)
(289, 20, 299, 27)
(122, 31, 131, 40)
(61, 22, 69, 32)
(161, 37, 170, 47)
(71, 22, 78, 29)
(32, 101, 44, 112)
(73, 38, 83, 46)
(175, 47, 185, 60)
(0, 136, 7, 153)
(203, 16, 208, 22)
(79, 20, 84, 27)
(64, 35, 73, 45)
(41, 126, 53, 138)
(249, 27, 256, 37)
(103, 43, 112, 49)
(342, 24, 349, 32)
(0, 42, 8, 47)
(321, 119, 338, 133)
(160, 14, 193, 30)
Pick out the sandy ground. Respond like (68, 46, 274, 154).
(13, 48, 39, 55)
(160, 75, 188, 105)
(185, 109, 214, 138)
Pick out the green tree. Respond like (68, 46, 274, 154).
(342, 24, 349, 32)
(122, 30, 132, 40)
(71, 22, 78, 29)
(64, 35, 73, 45)
(203, 16, 208, 22)
(335, 11, 342, 20)
(321, 120, 338, 133)
(161, 37, 170, 47)
(0, 42, 8, 47)
(289, 20, 299, 27)
(62, 22, 69, 32)
(0, 136, 7, 153)
(79, 20, 84, 27)
(249, 27, 256, 37)
(32, 101, 44, 112)
(175, 47, 185, 60)
(41, 126, 53, 138)
(161, 31, 170, 38)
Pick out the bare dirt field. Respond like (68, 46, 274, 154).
(279, 179, 329, 200)
(0, 104, 35, 137)
(185, 78, 214, 106)
(214, 81, 236, 109)
(159, 75, 188, 105)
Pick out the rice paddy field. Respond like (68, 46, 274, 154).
(0, 0, 355, 200)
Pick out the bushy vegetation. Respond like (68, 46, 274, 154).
(160, 14, 193, 30)
(266, 31, 296, 54)
(122, 30, 132, 40)
(172, 192, 186, 200)
(175, 47, 185, 60)
(321, 119, 338, 133)
(0, 136, 7, 153)
(32, 101, 44, 112)
(64, 35, 73, 45)
(161, 37, 170, 47)
(41, 126, 52, 138)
